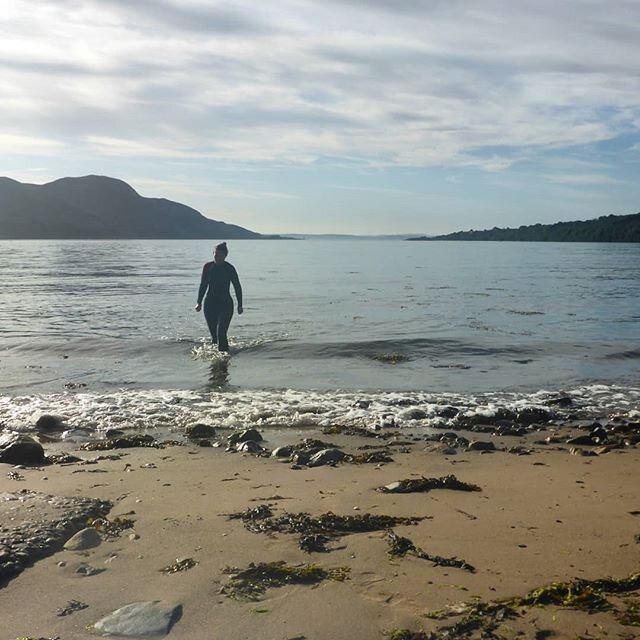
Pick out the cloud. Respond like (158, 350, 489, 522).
(1, 0, 639, 172)
(548, 173, 622, 185)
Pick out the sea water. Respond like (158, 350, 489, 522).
(1, 239, 638, 435)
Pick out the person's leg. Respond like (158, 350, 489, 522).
(203, 300, 220, 344)
(216, 299, 234, 352)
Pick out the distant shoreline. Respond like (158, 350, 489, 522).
(407, 211, 640, 243)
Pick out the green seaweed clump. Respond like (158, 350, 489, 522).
(56, 600, 88, 616)
(424, 572, 640, 637)
(220, 561, 350, 601)
(384, 629, 431, 640)
(322, 424, 395, 439)
(160, 557, 199, 574)
(87, 515, 135, 537)
(617, 600, 640, 626)
(242, 510, 425, 537)
(385, 530, 475, 573)
(516, 580, 612, 611)
(82, 434, 159, 450)
(226, 504, 274, 522)
(379, 474, 482, 494)
(299, 533, 331, 553)
(369, 353, 408, 365)
(349, 451, 394, 464)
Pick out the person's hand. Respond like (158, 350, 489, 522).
(195, 303, 202, 312)
(238, 305, 243, 315)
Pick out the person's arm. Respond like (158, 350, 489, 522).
(231, 266, 243, 313)
(195, 263, 209, 311)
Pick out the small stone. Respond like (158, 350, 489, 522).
(75, 563, 104, 576)
(129, 533, 140, 541)
(64, 527, 102, 551)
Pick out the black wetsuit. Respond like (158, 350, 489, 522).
(197, 261, 243, 352)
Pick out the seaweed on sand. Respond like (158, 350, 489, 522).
(236, 510, 425, 536)
(384, 630, 431, 640)
(226, 508, 427, 552)
(225, 504, 274, 522)
(379, 474, 481, 494)
(299, 534, 331, 553)
(87, 515, 135, 537)
(385, 530, 475, 573)
(160, 558, 198, 574)
(220, 561, 350, 600)
(322, 425, 398, 439)
(349, 451, 394, 464)
(81, 434, 160, 450)
(425, 572, 640, 635)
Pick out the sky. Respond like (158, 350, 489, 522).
(1, 0, 639, 235)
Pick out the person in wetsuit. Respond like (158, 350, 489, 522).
(195, 242, 243, 352)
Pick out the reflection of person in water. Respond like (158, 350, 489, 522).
(195, 242, 243, 352)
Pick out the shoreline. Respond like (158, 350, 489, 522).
(1, 406, 639, 638)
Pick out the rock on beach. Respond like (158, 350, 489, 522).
(93, 601, 182, 637)
(0, 433, 45, 465)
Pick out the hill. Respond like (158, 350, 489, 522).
(0, 175, 263, 239)
(408, 212, 640, 242)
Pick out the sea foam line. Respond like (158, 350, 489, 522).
(0, 385, 638, 436)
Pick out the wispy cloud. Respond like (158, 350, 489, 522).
(548, 173, 623, 186)
(1, 0, 639, 172)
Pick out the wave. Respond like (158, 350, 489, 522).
(246, 337, 533, 361)
(602, 348, 640, 360)
(189, 335, 288, 360)
(1, 384, 638, 438)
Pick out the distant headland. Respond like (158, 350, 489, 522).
(0, 175, 283, 240)
(408, 212, 640, 242)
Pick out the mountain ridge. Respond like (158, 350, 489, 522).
(0, 175, 264, 239)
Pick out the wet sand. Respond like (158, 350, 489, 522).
(1, 428, 639, 639)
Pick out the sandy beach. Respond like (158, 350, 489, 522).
(1, 420, 639, 640)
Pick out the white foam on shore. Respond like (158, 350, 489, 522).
(0, 384, 638, 436)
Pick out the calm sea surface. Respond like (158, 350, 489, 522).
(1, 239, 638, 434)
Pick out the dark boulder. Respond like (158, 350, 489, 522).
(546, 396, 573, 407)
(0, 433, 46, 465)
(437, 406, 459, 419)
(35, 414, 66, 431)
(308, 448, 347, 467)
(228, 429, 263, 445)
(467, 440, 496, 452)
(515, 408, 555, 426)
(186, 423, 216, 439)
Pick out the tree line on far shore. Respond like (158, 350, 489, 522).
(410, 212, 640, 242)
